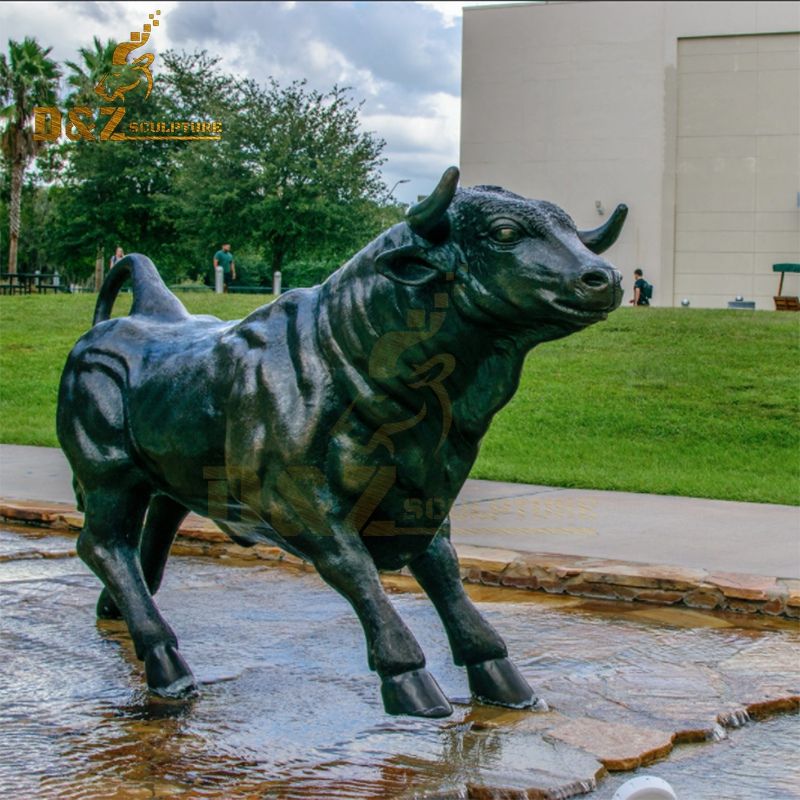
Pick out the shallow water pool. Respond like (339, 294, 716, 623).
(1, 526, 797, 799)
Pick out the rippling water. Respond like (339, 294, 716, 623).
(601, 714, 800, 800)
(0, 527, 797, 799)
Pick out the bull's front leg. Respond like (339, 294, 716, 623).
(410, 518, 541, 709)
(299, 521, 453, 718)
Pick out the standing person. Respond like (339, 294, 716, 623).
(109, 246, 124, 269)
(630, 268, 650, 306)
(213, 243, 236, 293)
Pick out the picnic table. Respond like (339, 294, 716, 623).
(0, 272, 65, 295)
(773, 263, 800, 311)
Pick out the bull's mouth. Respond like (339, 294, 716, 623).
(550, 296, 617, 323)
(453, 275, 621, 330)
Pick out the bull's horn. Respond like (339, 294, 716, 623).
(577, 203, 628, 254)
(406, 166, 459, 239)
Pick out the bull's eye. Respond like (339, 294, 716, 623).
(490, 225, 523, 244)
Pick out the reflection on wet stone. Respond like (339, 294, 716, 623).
(0, 527, 77, 561)
(0, 526, 797, 799)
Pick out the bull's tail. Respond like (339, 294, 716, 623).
(92, 253, 190, 326)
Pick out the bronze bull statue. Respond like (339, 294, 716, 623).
(57, 167, 627, 717)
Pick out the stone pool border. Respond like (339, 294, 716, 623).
(2, 497, 798, 620)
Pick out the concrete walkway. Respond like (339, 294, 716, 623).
(2, 443, 798, 579)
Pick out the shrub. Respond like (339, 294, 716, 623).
(280, 258, 340, 289)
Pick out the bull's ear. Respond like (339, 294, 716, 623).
(375, 243, 463, 287)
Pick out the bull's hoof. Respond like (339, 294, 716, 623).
(144, 643, 197, 698)
(96, 588, 122, 620)
(381, 668, 453, 718)
(467, 657, 543, 709)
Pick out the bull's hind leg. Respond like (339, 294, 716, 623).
(410, 520, 540, 709)
(78, 486, 196, 697)
(97, 494, 189, 620)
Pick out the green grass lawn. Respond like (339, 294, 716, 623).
(1, 293, 798, 504)
(475, 308, 799, 505)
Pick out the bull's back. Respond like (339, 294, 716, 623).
(58, 315, 238, 503)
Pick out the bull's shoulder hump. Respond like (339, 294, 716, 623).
(231, 287, 322, 348)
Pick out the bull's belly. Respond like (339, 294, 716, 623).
(213, 493, 439, 570)
(362, 532, 438, 570)
(150, 450, 459, 571)
(186, 486, 441, 571)
(159, 485, 315, 563)
(213, 511, 436, 571)
(215, 519, 311, 562)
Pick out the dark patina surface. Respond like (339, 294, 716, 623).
(57, 167, 627, 716)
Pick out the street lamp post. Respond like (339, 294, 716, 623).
(387, 178, 410, 199)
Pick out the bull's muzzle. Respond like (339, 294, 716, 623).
(579, 268, 614, 292)
(568, 265, 623, 314)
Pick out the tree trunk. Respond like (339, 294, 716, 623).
(94, 245, 104, 292)
(7, 159, 24, 274)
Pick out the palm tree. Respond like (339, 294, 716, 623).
(65, 36, 116, 104)
(0, 37, 61, 273)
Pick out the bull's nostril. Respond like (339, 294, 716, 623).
(581, 270, 610, 289)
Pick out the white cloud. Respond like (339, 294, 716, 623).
(0, 2, 181, 64)
(364, 93, 459, 156)
(417, 1, 536, 29)
(365, 91, 460, 202)
(416, 1, 464, 28)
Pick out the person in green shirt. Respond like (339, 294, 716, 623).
(213, 243, 236, 292)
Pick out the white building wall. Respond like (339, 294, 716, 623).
(461, 1, 800, 308)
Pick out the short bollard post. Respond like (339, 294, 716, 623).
(214, 266, 224, 294)
(273, 270, 282, 296)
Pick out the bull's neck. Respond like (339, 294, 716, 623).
(316, 241, 532, 438)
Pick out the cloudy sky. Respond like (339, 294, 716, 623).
(1, 0, 517, 203)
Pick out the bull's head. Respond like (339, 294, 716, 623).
(376, 167, 626, 332)
(94, 24, 156, 103)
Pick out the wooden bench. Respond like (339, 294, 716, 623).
(0, 273, 34, 294)
(0, 272, 65, 295)
(774, 295, 800, 311)
(35, 282, 64, 294)
(773, 263, 800, 311)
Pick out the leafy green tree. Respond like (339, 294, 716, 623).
(165, 60, 389, 283)
(244, 78, 387, 275)
(159, 50, 237, 120)
(64, 36, 116, 104)
(0, 37, 60, 272)
(157, 51, 250, 280)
